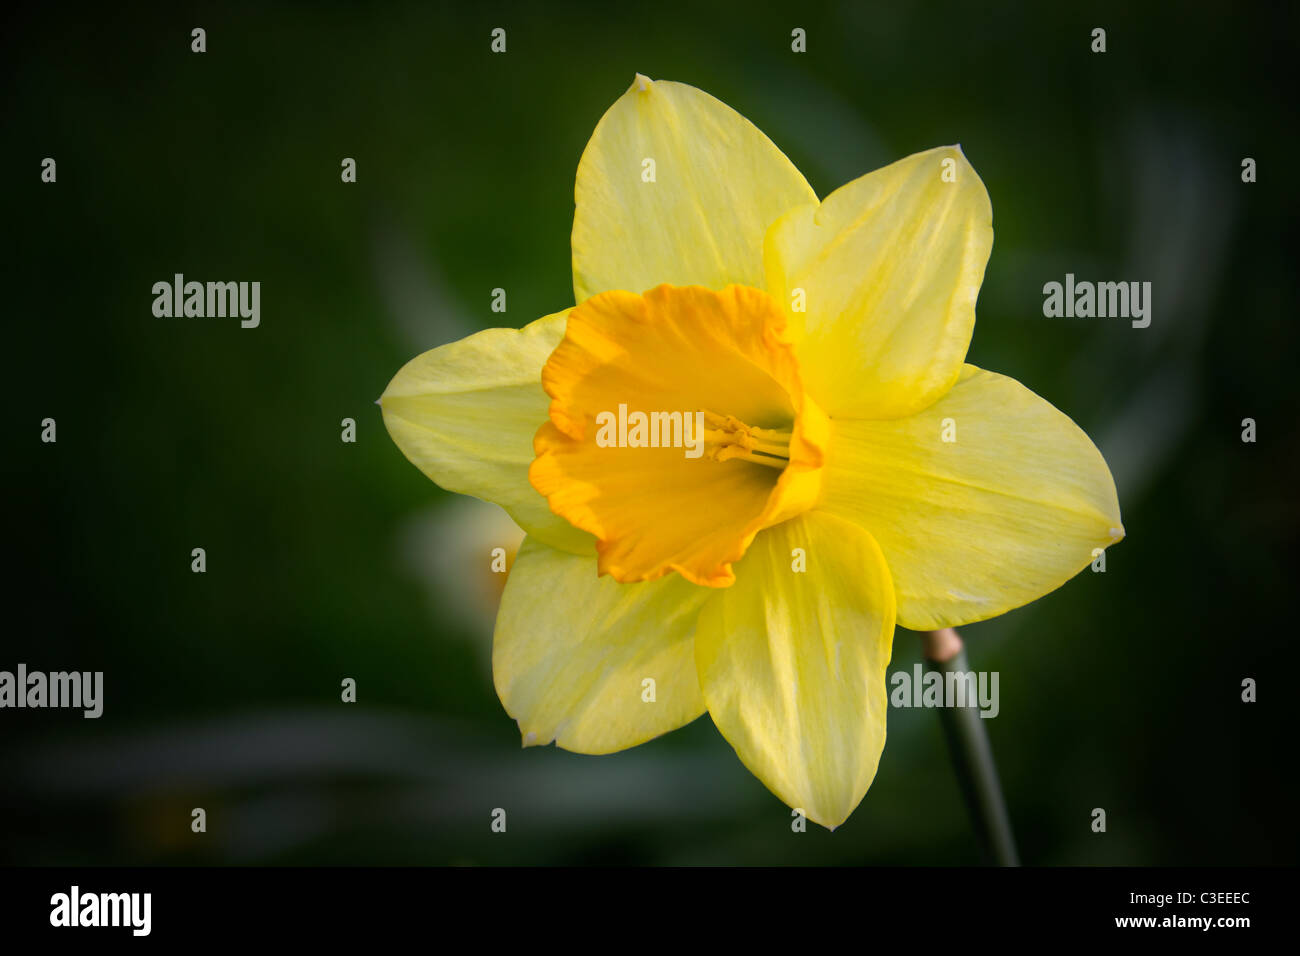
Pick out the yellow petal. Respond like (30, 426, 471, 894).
(381, 311, 594, 555)
(764, 145, 993, 418)
(493, 536, 711, 753)
(819, 365, 1124, 630)
(529, 284, 827, 587)
(572, 75, 817, 303)
(694, 512, 895, 829)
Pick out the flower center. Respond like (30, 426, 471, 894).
(530, 283, 827, 588)
(701, 410, 792, 468)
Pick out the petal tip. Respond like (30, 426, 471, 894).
(633, 72, 653, 92)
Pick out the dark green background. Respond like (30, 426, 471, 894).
(3, 0, 1297, 865)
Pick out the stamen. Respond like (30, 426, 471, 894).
(748, 439, 792, 457)
(699, 408, 793, 469)
(750, 425, 793, 443)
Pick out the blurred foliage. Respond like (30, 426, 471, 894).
(2, 0, 1297, 864)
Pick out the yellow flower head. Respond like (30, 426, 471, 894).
(381, 75, 1124, 829)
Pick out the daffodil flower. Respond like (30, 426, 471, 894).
(381, 75, 1123, 828)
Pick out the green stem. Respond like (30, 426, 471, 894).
(922, 629, 1020, 866)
